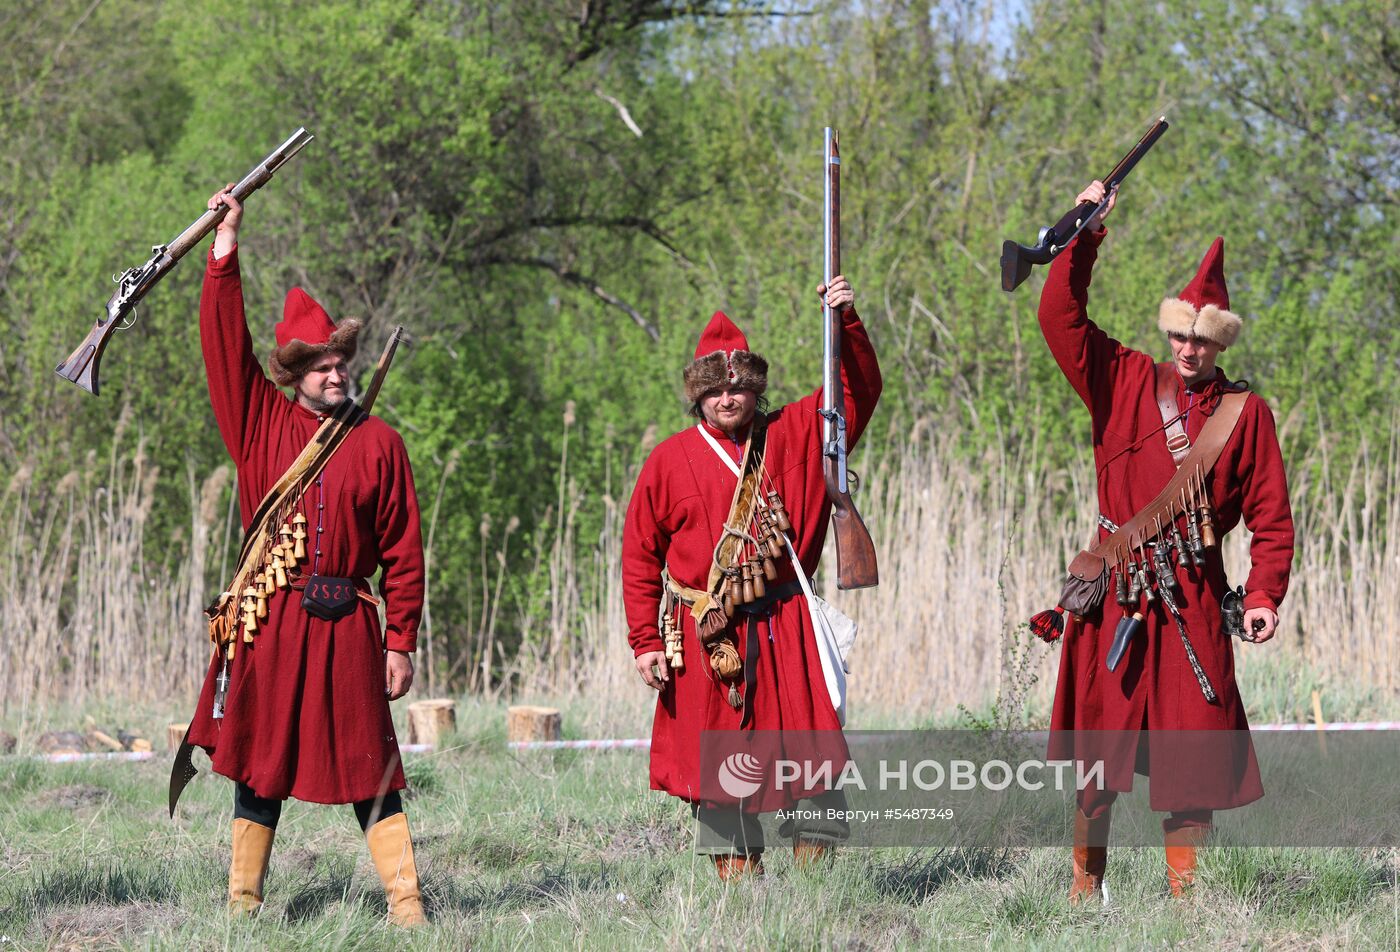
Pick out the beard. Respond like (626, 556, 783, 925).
(298, 388, 348, 413)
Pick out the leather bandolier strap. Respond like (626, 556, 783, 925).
(1066, 374, 1248, 586)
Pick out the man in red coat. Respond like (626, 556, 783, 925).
(185, 187, 427, 925)
(623, 276, 881, 879)
(1039, 181, 1294, 900)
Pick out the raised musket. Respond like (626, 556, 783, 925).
(1000, 117, 1168, 292)
(56, 127, 315, 395)
(820, 127, 878, 590)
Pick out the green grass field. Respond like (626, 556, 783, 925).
(1, 699, 1396, 950)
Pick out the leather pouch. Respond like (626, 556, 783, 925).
(302, 575, 359, 621)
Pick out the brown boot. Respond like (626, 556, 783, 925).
(712, 851, 764, 882)
(228, 818, 275, 914)
(1164, 825, 1208, 897)
(793, 835, 833, 869)
(366, 813, 426, 927)
(1069, 808, 1110, 904)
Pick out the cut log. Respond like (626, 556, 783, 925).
(406, 699, 456, 746)
(167, 723, 189, 751)
(88, 729, 124, 751)
(507, 705, 561, 744)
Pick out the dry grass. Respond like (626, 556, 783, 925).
(1, 410, 1395, 727)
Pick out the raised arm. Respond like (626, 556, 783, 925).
(199, 187, 282, 466)
(1036, 182, 1137, 419)
(812, 274, 883, 449)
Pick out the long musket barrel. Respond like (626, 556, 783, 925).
(821, 127, 878, 590)
(55, 127, 315, 394)
(1000, 116, 1168, 292)
(822, 127, 843, 490)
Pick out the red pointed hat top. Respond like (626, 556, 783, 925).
(693, 310, 750, 361)
(1177, 236, 1230, 312)
(276, 287, 339, 348)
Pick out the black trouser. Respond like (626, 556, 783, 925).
(234, 782, 404, 832)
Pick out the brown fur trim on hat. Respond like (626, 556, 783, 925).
(1157, 298, 1241, 348)
(683, 349, 768, 403)
(267, 319, 363, 387)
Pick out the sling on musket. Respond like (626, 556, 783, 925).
(821, 127, 878, 590)
(56, 127, 315, 395)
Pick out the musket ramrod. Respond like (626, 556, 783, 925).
(55, 127, 315, 395)
(821, 127, 879, 590)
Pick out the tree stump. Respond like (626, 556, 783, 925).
(167, 723, 189, 751)
(507, 705, 561, 745)
(406, 699, 456, 746)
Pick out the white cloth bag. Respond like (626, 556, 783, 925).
(786, 539, 857, 726)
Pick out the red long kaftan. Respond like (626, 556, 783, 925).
(185, 247, 425, 804)
(1040, 230, 1294, 811)
(622, 308, 881, 810)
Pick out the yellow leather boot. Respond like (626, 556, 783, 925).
(365, 813, 426, 927)
(227, 818, 275, 914)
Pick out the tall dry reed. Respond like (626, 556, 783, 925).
(3, 408, 1394, 728)
(0, 408, 228, 720)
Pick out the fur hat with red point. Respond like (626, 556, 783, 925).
(683, 311, 768, 403)
(1157, 237, 1242, 348)
(267, 287, 363, 386)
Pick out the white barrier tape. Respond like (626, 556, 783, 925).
(1252, 721, 1400, 732)
(509, 738, 652, 751)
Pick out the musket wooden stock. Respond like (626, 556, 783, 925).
(822, 127, 878, 590)
(56, 128, 315, 395)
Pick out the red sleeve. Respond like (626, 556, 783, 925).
(838, 307, 883, 449)
(1238, 399, 1295, 613)
(1036, 230, 1137, 421)
(622, 449, 669, 657)
(791, 306, 884, 449)
(375, 429, 425, 652)
(200, 246, 282, 466)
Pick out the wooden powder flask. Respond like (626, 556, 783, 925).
(741, 564, 755, 604)
(1115, 563, 1131, 606)
(721, 577, 735, 618)
(291, 512, 308, 562)
(240, 586, 259, 633)
(762, 554, 777, 582)
(271, 548, 288, 589)
(767, 491, 792, 534)
(254, 572, 269, 620)
(1198, 504, 1217, 549)
(750, 558, 766, 599)
(279, 522, 295, 564)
